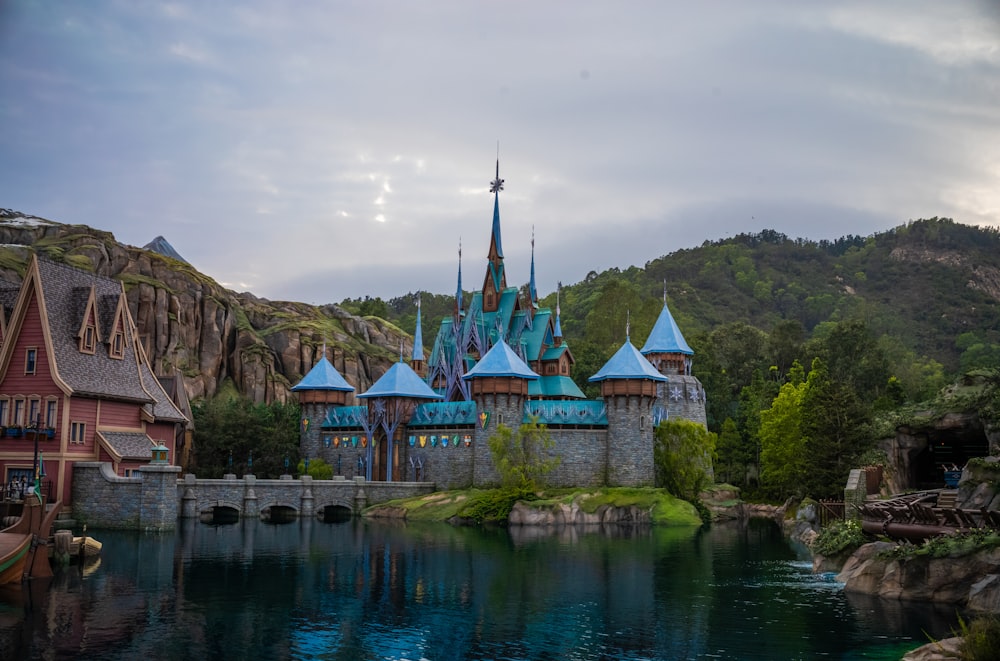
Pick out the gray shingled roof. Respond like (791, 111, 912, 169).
(98, 430, 155, 460)
(36, 259, 185, 425)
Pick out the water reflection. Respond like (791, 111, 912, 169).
(0, 518, 959, 661)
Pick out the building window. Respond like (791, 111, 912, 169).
(71, 421, 86, 444)
(496, 412, 503, 426)
(45, 400, 57, 428)
(25, 348, 37, 374)
(0, 399, 7, 426)
(12, 399, 24, 426)
(27, 399, 40, 427)
(640, 416, 646, 431)
(110, 330, 125, 359)
(81, 325, 96, 354)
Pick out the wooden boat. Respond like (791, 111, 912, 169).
(0, 492, 62, 582)
(0, 533, 31, 584)
(72, 535, 102, 558)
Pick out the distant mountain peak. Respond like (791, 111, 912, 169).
(143, 236, 189, 264)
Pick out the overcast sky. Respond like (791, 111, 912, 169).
(2, 2, 998, 305)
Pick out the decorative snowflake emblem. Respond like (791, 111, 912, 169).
(670, 386, 683, 402)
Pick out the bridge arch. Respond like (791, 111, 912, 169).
(315, 499, 355, 523)
(199, 500, 242, 524)
(259, 501, 300, 523)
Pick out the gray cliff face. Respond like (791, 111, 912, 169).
(0, 214, 408, 404)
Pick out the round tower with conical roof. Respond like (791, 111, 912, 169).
(290, 348, 355, 461)
(463, 340, 539, 487)
(590, 333, 667, 487)
(640, 286, 707, 427)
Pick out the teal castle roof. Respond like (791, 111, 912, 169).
(641, 300, 693, 356)
(291, 356, 354, 392)
(463, 340, 539, 380)
(359, 361, 441, 399)
(589, 339, 668, 382)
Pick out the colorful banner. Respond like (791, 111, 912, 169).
(479, 411, 490, 429)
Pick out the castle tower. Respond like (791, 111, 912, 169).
(463, 340, 539, 487)
(290, 350, 355, 462)
(640, 285, 707, 427)
(589, 335, 667, 487)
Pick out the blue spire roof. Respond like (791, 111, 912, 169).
(528, 230, 537, 305)
(291, 356, 354, 392)
(456, 242, 463, 316)
(491, 192, 504, 259)
(589, 340, 668, 382)
(358, 361, 442, 399)
(412, 296, 424, 361)
(463, 340, 539, 380)
(640, 301, 693, 355)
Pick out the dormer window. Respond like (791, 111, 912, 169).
(77, 286, 101, 354)
(110, 329, 125, 359)
(81, 324, 96, 353)
(25, 347, 37, 374)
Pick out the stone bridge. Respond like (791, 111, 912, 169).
(178, 473, 437, 521)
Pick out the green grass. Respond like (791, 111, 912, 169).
(369, 487, 702, 527)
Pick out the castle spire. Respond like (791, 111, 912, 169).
(412, 293, 424, 363)
(482, 157, 507, 312)
(529, 226, 538, 307)
(410, 294, 428, 379)
(554, 281, 563, 346)
(455, 239, 463, 318)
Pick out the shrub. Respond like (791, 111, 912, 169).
(811, 518, 867, 556)
(957, 614, 1000, 661)
(488, 418, 560, 491)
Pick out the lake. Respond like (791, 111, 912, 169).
(1, 517, 958, 660)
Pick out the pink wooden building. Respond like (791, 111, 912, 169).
(0, 255, 187, 505)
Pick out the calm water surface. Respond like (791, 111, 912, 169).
(1, 518, 958, 660)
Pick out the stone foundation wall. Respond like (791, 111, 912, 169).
(72, 461, 181, 531)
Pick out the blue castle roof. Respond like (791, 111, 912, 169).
(463, 340, 539, 380)
(359, 361, 441, 399)
(589, 340, 668, 382)
(641, 302, 693, 355)
(291, 356, 354, 392)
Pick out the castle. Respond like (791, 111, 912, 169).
(294, 163, 706, 489)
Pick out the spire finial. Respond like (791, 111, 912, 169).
(489, 148, 504, 194)
(399, 340, 404, 362)
(557, 281, 562, 317)
(626, 309, 631, 341)
(663, 279, 667, 306)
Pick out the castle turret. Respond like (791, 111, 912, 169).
(589, 336, 667, 487)
(463, 340, 539, 486)
(640, 285, 706, 427)
(291, 351, 355, 461)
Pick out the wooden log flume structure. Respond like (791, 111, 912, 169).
(859, 491, 1000, 541)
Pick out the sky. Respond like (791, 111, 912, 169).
(1, 2, 999, 305)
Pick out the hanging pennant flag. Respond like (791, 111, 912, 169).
(479, 411, 491, 429)
(301, 418, 309, 433)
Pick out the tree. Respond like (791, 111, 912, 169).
(193, 397, 301, 478)
(487, 418, 560, 491)
(800, 358, 873, 499)
(654, 419, 717, 501)
(758, 373, 808, 499)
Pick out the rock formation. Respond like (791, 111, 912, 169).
(0, 210, 408, 404)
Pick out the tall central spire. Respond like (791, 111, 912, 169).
(482, 157, 507, 312)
